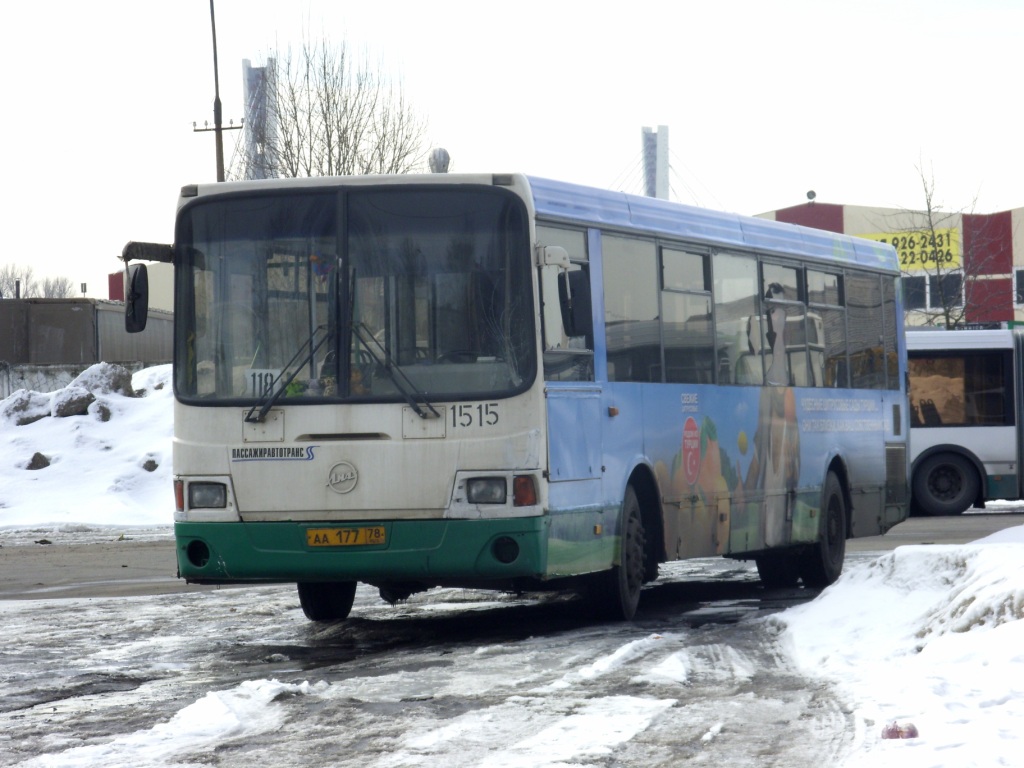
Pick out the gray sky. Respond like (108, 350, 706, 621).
(4, 0, 1021, 297)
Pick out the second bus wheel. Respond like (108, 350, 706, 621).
(913, 452, 979, 516)
(799, 471, 847, 589)
(297, 581, 358, 621)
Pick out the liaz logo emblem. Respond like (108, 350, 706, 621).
(327, 461, 358, 494)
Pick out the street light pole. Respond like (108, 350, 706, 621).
(209, 0, 225, 182)
(193, 1, 242, 182)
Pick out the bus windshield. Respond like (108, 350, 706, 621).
(174, 186, 535, 404)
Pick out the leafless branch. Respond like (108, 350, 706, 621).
(231, 37, 428, 180)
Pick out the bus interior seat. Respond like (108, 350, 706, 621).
(910, 402, 923, 427)
(920, 398, 942, 426)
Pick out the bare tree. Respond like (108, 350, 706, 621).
(909, 168, 969, 328)
(0, 264, 39, 298)
(886, 166, 998, 329)
(41, 276, 77, 298)
(231, 38, 428, 180)
(0, 265, 79, 299)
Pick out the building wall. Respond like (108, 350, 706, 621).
(761, 201, 1024, 328)
(772, 201, 844, 232)
(0, 299, 171, 366)
(107, 262, 173, 312)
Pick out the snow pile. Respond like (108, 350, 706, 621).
(19, 678, 326, 767)
(0, 363, 173, 531)
(775, 529, 1024, 766)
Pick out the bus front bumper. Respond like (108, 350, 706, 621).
(174, 518, 550, 586)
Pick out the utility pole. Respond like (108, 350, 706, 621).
(193, 0, 241, 181)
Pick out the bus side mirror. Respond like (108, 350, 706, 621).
(537, 245, 570, 269)
(558, 268, 592, 341)
(125, 263, 150, 333)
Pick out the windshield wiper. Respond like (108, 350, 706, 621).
(353, 322, 440, 420)
(244, 325, 330, 423)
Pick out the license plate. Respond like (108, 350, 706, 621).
(306, 526, 386, 547)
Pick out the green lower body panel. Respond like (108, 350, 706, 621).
(546, 504, 620, 576)
(175, 517, 550, 585)
(987, 474, 1018, 503)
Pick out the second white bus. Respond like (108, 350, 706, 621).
(908, 328, 1024, 515)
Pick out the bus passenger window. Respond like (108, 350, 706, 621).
(713, 252, 760, 386)
(846, 273, 885, 390)
(882, 276, 900, 390)
(538, 225, 593, 381)
(761, 266, 808, 387)
(662, 247, 712, 384)
(603, 235, 658, 382)
(807, 269, 845, 388)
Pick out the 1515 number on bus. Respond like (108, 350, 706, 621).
(451, 403, 499, 428)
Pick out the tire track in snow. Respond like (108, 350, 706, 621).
(1, 576, 856, 766)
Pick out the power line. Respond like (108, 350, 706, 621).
(669, 148, 726, 210)
(610, 131, 726, 208)
(609, 150, 646, 196)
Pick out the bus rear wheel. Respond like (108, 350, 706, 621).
(593, 485, 646, 621)
(799, 471, 846, 589)
(913, 453, 978, 516)
(297, 581, 357, 621)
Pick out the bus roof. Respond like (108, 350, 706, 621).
(527, 176, 898, 273)
(906, 328, 1016, 351)
(176, 172, 897, 273)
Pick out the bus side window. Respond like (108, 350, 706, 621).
(713, 252, 761, 386)
(846, 273, 884, 390)
(603, 235, 658, 383)
(541, 262, 591, 352)
(558, 267, 593, 345)
(662, 247, 712, 384)
(538, 225, 594, 382)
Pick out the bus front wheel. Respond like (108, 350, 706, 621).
(297, 581, 357, 621)
(592, 485, 646, 621)
(913, 453, 978, 516)
(799, 471, 847, 589)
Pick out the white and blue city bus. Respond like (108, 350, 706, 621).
(122, 172, 909, 621)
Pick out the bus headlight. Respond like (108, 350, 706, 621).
(467, 477, 507, 504)
(188, 482, 227, 509)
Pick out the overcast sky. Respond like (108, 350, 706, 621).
(4, 0, 1021, 298)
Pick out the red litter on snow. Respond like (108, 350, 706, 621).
(881, 721, 919, 739)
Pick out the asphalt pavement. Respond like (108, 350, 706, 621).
(1, 512, 1020, 601)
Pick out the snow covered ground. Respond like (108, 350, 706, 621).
(2, 364, 1023, 766)
(0, 363, 173, 532)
